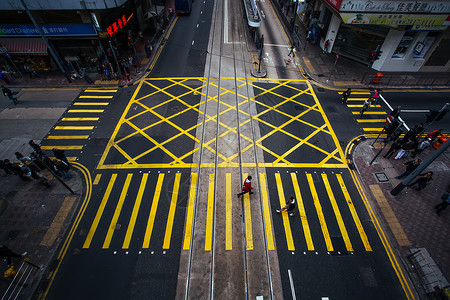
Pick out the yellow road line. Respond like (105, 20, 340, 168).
(54, 126, 94, 130)
(338, 92, 371, 95)
(337, 174, 372, 251)
(73, 102, 109, 106)
(260, 173, 275, 250)
(302, 57, 315, 74)
(346, 98, 372, 101)
(226, 173, 232, 250)
(79, 95, 113, 99)
(61, 117, 99, 121)
(306, 173, 333, 251)
(243, 173, 254, 251)
(143, 173, 164, 248)
(183, 173, 197, 250)
(93, 174, 101, 185)
(123, 173, 148, 249)
(46, 135, 89, 139)
(275, 173, 294, 251)
(40, 196, 76, 247)
(363, 128, 384, 132)
(68, 109, 104, 113)
(322, 174, 353, 251)
(357, 119, 385, 123)
(85, 89, 117, 93)
(352, 111, 386, 115)
(103, 173, 133, 248)
(83, 174, 117, 248)
(205, 173, 215, 251)
(163, 172, 181, 249)
(291, 173, 314, 250)
(348, 104, 381, 108)
(369, 185, 410, 246)
(41, 145, 83, 150)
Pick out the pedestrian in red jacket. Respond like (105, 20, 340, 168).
(237, 175, 254, 197)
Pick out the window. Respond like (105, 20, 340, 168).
(413, 32, 438, 59)
(392, 32, 416, 59)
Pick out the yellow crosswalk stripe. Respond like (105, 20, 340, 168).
(41, 145, 83, 150)
(79, 95, 113, 99)
(163, 173, 181, 249)
(68, 109, 104, 113)
(93, 174, 101, 185)
(275, 173, 295, 251)
(103, 173, 133, 249)
(347, 104, 381, 108)
(61, 117, 99, 121)
(46, 135, 89, 139)
(260, 173, 275, 251)
(306, 173, 333, 251)
(123, 173, 148, 249)
(226, 173, 233, 250)
(336, 174, 372, 251)
(205, 173, 215, 251)
(291, 173, 314, 250)
(346, 98, 372, 100)
(357, 119, 385, 123)
(183, 173, 197, 250)
(321, 174, 353, 251)
(85, 89, 117, 93)
(243, 173, 254, 251)
(73, 102, 109, 106)
(83, 174, 117, 248)
(338, 92, 371, 95)
(54, 126, 94, 130)
(143, 173, 164, 248)
(363, 128, 384, 132)
(352, 111, 386, 115)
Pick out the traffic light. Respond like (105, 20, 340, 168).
(435, 108, 449, 121)
(384, 118, 399, 136)
(374, 48, 383, 60)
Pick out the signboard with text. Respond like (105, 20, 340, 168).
(340, 13, 450, 26)
(339, 1, 450, 13)
(0, 24, 97, 37)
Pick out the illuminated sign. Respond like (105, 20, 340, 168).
(340, 13, 450, 26)
(106, 14, 133, 38)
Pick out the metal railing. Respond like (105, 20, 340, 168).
(364, 73, 450, 87)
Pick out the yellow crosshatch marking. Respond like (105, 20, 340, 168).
(97, 78, 346, 169)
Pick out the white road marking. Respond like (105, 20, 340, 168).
(380, 95, 410, 131)
(224, 0, 229, 44)
(192, 40, 195, 45)
(400, 109, 430, 113)
(197, 24, 199, 28)
(263, 43, 289, 48)
(288, 269, 297, 300)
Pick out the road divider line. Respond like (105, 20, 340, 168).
(83, 174, 117, 248)
(275, 173, 295, 251)
(347, 104, 381, 108)
(306, 173, 333, 252)
(291, 173, 314, 250)
(260, 173, 275, 250)
(163, 173, 181, 249)
(143, 173, 164, 248)
(103, 173, 133, 249)
(205, 173, 215, 251)
(226, 173, 233, 250)
(123, 173, 148, 249)
(337, 174, 372, 251)
(183, 173, 197, 250)
(93, 174, 101, 185)
(322, 174, 353, 252)
(84, 89, 117, 93)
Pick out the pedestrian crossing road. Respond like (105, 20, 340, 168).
(79, 170, 373, 254)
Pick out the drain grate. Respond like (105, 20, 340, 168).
(374, 172, 389, 183)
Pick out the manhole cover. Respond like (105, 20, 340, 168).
(374, 172, 389, 182)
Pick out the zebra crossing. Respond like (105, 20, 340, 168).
(41, 89, 117, 161)
(81, 170, 373, 254)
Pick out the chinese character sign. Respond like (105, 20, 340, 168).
(106, 13, 133, 38)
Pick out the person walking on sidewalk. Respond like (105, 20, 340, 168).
(2, 85, 17, 105)
(435, 193, 450, 215)
(288, 45, 295, 58)
(384, 139, 402, 159)
(408, 171, 433, 191)
(276, 196, 296, 217)
(0, 245, 27, 267)
(396, 159, 421, 179)
(341, 88, 351, 104)
(360, 99, 371, 118)
(145, 41, 152, 58)
(237, 175, 253, 197)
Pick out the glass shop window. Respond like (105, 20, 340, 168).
(392, 32, 416, 59)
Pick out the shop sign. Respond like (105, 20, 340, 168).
(406, 25, 448, 31)
(326, 0, 343, 10)
(340, 1, 450, 14)
(106, 14, 134, 38)
(340, 13, 450, 26)
(0, 24, 97, 37)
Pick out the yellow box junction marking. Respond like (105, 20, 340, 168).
(163, 173, 181, 249)
(103, 173, 133, 248)
(205, 173, 215, 251)
(226, 173, 233, 250)
(242, 173, 254, 251)
(183, 173, 197, 250)
(93, 174, 101, 185)
(369, 185, 410, 246)
(260, 173, 275, 250)
(143, 173, 164, 248)
(83, 174, 117, 248)
(291, 173, 314, 250)
(321, 174, 353, 251)
(306, 173, 333, 251)
(68, 109, 104, 113)
(61, 117, 99, 121)
(55, 126, 94, 130)
(46, 135, 89, 140)
(337, 174, 372, 251)
(123, 173, 148, 249)
(275, 173, 294, 251)
(40, 196, 76, 247)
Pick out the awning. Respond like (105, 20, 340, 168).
(0, 38, 48, 55)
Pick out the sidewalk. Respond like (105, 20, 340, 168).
(351, 138, 450, 298)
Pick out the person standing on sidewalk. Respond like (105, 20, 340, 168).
(145, 41, 152, 58)
(411, 138, 431, 158)
(384, 139, 402, 159)
(435, 194, 450, 216)
(0, 245, 27, 267)
(237, 175, 253, 197)
(2, 85, 17, 105)
(396, 159, 421, 179)
(54, 159, 71, 179)
(408, 171, 433, 191)
(360, 99, 371, 118)
(288, 45, 295, 58)
(393, 138, 416, 160)
(97, 65, 106, 81)
(52, 148, 71, 166)
(341, 88, 351, 104)
(276, 196, 296, 217)
(29, 140, 43, 157)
